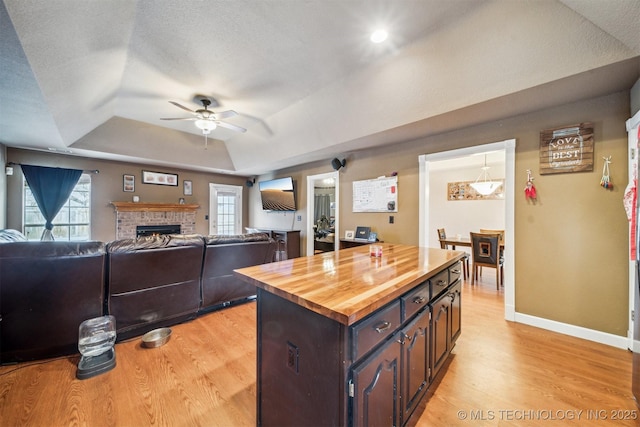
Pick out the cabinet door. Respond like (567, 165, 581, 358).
(351, 336, 402, 427)
(450, 281, 462, 345)
(431, 293, 450, 379)
(401, 308, 430, 424)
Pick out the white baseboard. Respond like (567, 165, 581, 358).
(514, 312, 629, 350)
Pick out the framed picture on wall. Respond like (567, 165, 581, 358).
(123, 174, 135, 192)
(183, 180, 193, 196)
(142, 170, 178, 186)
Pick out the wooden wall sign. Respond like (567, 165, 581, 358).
(539, 123, 593, 174)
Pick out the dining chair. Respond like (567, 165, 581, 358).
(479, 228, 505, 272)
(437, 228, 469, 280)
(479, 229, 504, 243)
(470, 232, 503, 289)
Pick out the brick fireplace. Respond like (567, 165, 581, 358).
(111, 202, 200, 240)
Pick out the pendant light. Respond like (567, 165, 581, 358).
(470, 155, 501, 196)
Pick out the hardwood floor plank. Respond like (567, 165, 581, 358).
(1, 276, 637, 426)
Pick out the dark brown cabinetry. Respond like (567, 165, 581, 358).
(401, 308, 431, 423)
(258, 229, 300, 259)
(431, 280, 462, 378)
(351, 269, 460, 427)
(237, 246, 464, 427)
(351, 336, 402, 427)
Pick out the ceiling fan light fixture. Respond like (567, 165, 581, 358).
(370, 29, 388, 43)
(195, 119, 216, 134)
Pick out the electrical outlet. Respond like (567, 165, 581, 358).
(287, 341, 299, 374)
(389, 215, 394, 224)
(297, 215, 302, 221)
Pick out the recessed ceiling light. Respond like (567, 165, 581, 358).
(370, 29, 388, 43)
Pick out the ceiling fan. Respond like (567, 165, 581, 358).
(161, 98, 246, 148)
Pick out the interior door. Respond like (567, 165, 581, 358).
(209, 183, 242, 235)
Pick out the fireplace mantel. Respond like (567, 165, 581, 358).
(111, 202, 200, 212)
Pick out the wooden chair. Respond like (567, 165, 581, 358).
(479, 229, 504, 243)
(470, 232, 503, 289)
(479, 228, 505, 274)
(437, 228, 469, 280)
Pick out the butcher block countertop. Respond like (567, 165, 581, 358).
(234, 243, 464, 326)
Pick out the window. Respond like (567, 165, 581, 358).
(216, 192, 237, 235)
(23, 173, 91, 241)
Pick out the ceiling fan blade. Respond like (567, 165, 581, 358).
(169, 101, 196, 113)
(210, 110, 238, 120)
(160, 117, 197, 121)
(216, 121, 247, 133)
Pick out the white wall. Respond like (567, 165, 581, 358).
(428, 153, 506, 249)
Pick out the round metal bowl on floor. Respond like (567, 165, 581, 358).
(141, 328, 172, 348)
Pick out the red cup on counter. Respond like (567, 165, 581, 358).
(370, 245, 383, 257)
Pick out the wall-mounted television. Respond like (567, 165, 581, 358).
(259, 177, 297, 211)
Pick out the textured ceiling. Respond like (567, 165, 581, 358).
(1, 0, 639, 176)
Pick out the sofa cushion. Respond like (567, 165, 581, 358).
(1, 241, 106, 363)
(105, 234, 205, 340)
(106, 233, 204, 253)
(200, 234, 275, 312)
(204, 232, 271, 245)
(0, 229, 27, 243)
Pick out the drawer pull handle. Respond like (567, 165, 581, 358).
(451, 269, 461, 274)
(412, 296, 426, 304)
(437, 280, 447, 286)
(374, 321, 391, 333)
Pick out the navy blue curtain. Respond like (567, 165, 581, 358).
(21, 164, 82, 241)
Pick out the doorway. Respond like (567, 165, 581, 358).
(306, 171, 340, 256)
(209, 183, 243, 235)
(419, 139, 516, 321)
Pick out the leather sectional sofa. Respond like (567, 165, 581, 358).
(0, 239, 106, 363)
(0, 231, 276, 363)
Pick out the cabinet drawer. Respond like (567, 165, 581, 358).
(449, 262, 462, 284)
(351, 300, 401, 360)
(430, 269, 450, 299)
(401, 281, 429, 321)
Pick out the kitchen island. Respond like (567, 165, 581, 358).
(235, 243, 464, 427)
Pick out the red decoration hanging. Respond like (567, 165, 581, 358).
(524, 169, 537, 201)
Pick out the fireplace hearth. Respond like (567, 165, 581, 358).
(136, 224, 181, 237)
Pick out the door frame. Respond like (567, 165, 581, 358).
(418, 139, 516, 321)
(306, 171, 340, 256)
(626, 109, 640, 351)
(208, 183, 243, 235)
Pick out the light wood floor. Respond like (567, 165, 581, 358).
(1, 275, 638, 427)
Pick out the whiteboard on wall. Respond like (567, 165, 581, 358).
(353, 176, 398, 212)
